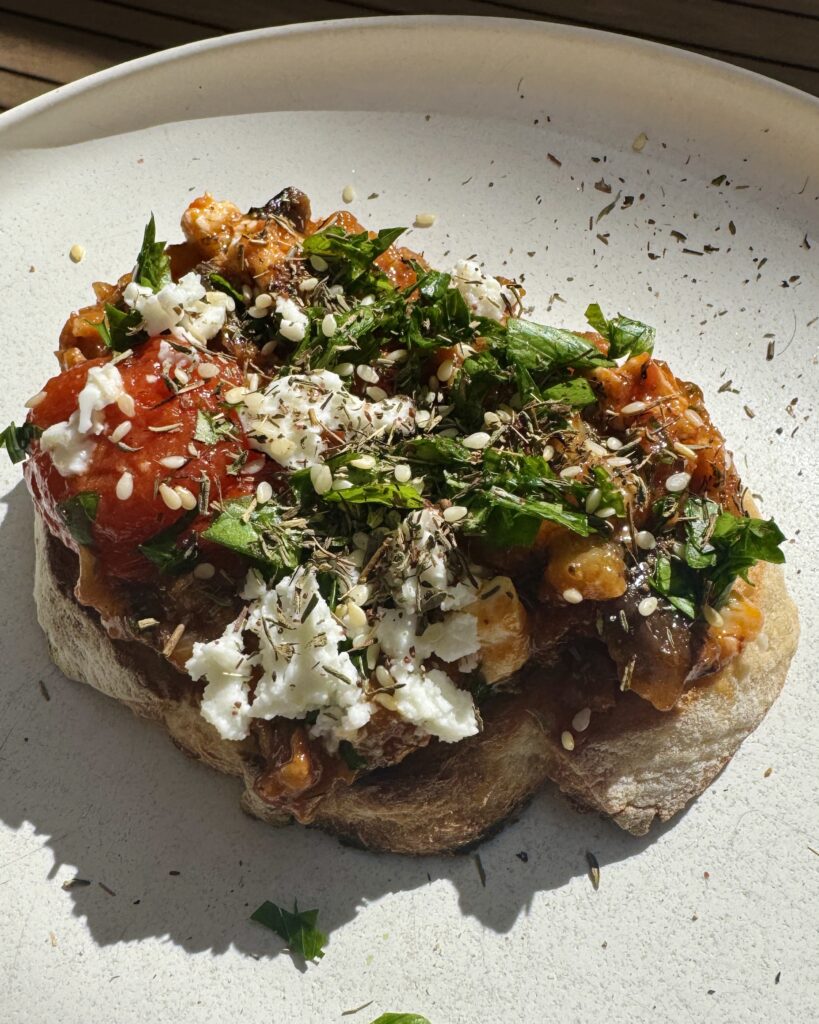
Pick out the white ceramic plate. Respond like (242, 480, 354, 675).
(0, 17, 816, 1024)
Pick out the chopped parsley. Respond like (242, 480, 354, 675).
(585, 302, 656, 358)
(0, 421, 42, 464)
(203, 496, 301, 571)
(250, 900, 327, 962)
(139, 509, 199, 574)
(57, 491, 100, 547)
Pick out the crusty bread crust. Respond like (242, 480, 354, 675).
(33, 512, 799, 855)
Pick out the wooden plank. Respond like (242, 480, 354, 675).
(96, 0, 373, 31)
(721, 0, 819, 17)
(0, 10, 148, 83)
(0, 68, 55, 108)
(1, 0, 217, 48)
(453, 0, 819, 68)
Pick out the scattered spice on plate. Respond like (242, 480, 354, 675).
(586, 851, 601, 891)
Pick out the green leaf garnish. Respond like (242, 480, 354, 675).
(193, 409, 234, 445)
(208, 272, 244, 305)
(57, 492, 100, 547)
(338, 740, 367, 771)
(0, 421, 42, 464)
(368, 1016, 431, 1024)
(585, 303, 655, 359)
(134, 214, 171, 292)
(139, 508, 199, 575)
(92, 304, 143, 352)
(203, 496, 301, 570)
(505, 318, 613, 373)
(301, 225, 405, 291)
(250, 900, 327, 962)
(323, 479, 425, 509)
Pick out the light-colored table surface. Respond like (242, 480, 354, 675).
(1, 0, 819, 114)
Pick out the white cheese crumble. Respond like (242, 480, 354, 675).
(123, 272, 234, 344)
(188, 567, 371, 749)
(241, 370, 416, 469)
(451, 259, 509, 322)
(40, 363, 124, 476)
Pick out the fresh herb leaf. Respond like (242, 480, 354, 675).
(93, 304, 143, 352)
(338, 740, 367, 771)
(139, 508, 199, 574)
(57, 491, 100, 547)
(209, 272, 244, 305)
(707, 510, 785, 605)
(649, 555, 698, 618)
(402, 435, 473, 466)
(0, 421, 42, 463)
(193, 409, 234, 445)
(540, 377, 597, 407)
(250, 900, 327, 962)
(585, 303, 655, 359)
(368, 1016, 431, 1024)
(301, 225, 405, 290)
(323, 479, 425, 509)
(464, 487, 590, 547)
(134, 214, 171, 292)
(203, 496, 301, 570)
(505, 318, 612, 373)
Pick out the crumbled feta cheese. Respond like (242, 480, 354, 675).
(275, 296, 308, 342)
(189, 568, 371, 749)
(242, 370, 415, 469)
(451, 259, 509, 321)
(123, 271, 232, 344)
(40, 363, 124, 476)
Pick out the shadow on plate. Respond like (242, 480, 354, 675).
(0, 480, 674, 961)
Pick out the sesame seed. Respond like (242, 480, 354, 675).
(620, 400, 648, 416)
(607, 456, 632, 468)
(394, 464, 412, 483)
(585, 487, 602, 513)
(342, 184, 356, 203)
(443, 505, 468, 523)
(366, 643, 380, 669)
(333, 476, 353, 490)
(375, 664, 392, 685)
(321, 313, 337, 338)
(174, 367, 190, 386)
(673, 440, 698, 460)
(310, 463, 333, 495)
(665, 471, 691, 493)
(561, 730, 576, 751)
(351, 455, 376, 470)
(310, 254, 329, 272)
(542, 444, 555, 461)
(224, 386, 247, 405)
(483, 411, 500, 427)
(353, 531, 369, 550)
(336, 362, 354, 376)
(436, 359, 454, 382)
(242, 285, 254, 303)
(366, 386, 389, 401)
(159, 483, 182, 510)
(110, 420, 132, 443)
(586, 440, 607, 457)
(24, 390, 47, 409)
(193, 562, 216, 580)
(197, 362, 219, 379)
(254, 293, 273, 309)
(638, 596, 658, 617)
(415, 409, 432, 427)
(414, 212, 437, 228)
(242, 459, 265, 475)
(562, 587, 583, 604)
(298, 276, 319, 293)
(266, 437, 296, 464)
(635, 530, 656, 550)
(463, 431, 491, 450)
(560, 465, 583, 479)
(572, 707, 591, 732)
(175, 486, 197, 510)
(256, 481, 273, 504)
(116, 392, 136, 417)
(606, 436, 623, 451)
(356, 364, 379, 383)
(632, 131, 648, 152)
(69, 244, 85, 263)
(686, 409, 704, 427)
(115, 471, 133, 500)
(702, 605, 725, 628)
(247, 306, 267, 319)
(382, 348, 408, 364)
(345, 602, 368, 628)
(596, 506, 617, 518)
(159, 455, 187, 470)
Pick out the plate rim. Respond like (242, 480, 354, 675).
(2, 14, 818, 139)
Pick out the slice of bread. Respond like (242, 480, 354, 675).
(33, 513, 798, 855)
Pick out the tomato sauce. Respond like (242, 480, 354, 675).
(25, 337, 273, 582)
